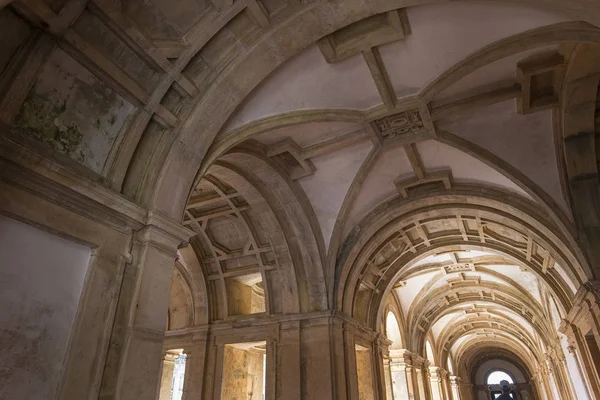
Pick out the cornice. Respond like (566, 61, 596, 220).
(0, 124, 147, 233)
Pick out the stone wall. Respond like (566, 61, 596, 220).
(0, 215, 91, 399)
(221, 345, 265, 400)
(356, 347, 375, 400)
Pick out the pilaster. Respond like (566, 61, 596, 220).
(181, 330, 209, 400)
(428, 367, 444, 400)
(560, 282, 600, 399)
(99, 213, 193, 400)
(449, 376, 462, 400)
(390, 349, 416, 400)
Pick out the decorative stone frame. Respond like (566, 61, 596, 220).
(316, 8, 411, 63)
(211, 327, 278, 400)
(0, 125, 193, 399)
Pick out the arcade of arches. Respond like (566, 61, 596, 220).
(3, 0, 600, 399)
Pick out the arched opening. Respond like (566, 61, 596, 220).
(487, 370, 514, 385)
(386, 311, 403, 349)
(425, 340, 435, 366)
(486, 370, 516, 399)
(3, 0, 600, 398)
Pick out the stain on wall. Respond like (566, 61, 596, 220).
(13, 48, 135, 174)
(0, 215, 91, 399)
(221, 345, 265, 400)
(356, 347, 375, 400)
(168, 270, 191, 330)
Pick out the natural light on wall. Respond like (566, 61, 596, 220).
(171, 353, 187, 400)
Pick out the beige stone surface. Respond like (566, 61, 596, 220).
(2, 0, 600, 399)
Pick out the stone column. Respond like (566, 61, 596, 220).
(449, 376, 461, 400)
(414, 357, 429, 400)
(549, 347, 576, 400)
(440, 370, 450, 400)
(428, 367, 444, 400)
(563, 322, 600, 399)
(98, 214, 193, 400)
(158, 352, 178, 400)
(406, 357, 422, 400)
(374, 337, 391, 400)
(182, 330, 209, 400)
(389, 349, 415, 400)
(301, 318, 341, 399)
(567, 344, 594, 400)
(383, 356, 394, 400)
(536, 367, 554, 400)
(278, 320, 302, 400)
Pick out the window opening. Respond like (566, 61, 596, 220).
(171, 353, 187, 400)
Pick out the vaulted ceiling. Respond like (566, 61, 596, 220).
(2, 0, 599, 378)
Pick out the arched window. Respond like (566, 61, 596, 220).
(487, 370, 514, 385)
(386, 312, 402, 348)
(425, 340, 435, 365)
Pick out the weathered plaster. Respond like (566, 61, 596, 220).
(2, 0, 600, 398)
(0, 215, 91, 400)
(13, 48, 134, 173)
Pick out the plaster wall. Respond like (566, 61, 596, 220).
(437, 100, 568, 213)
(298, 140, 372, 250)
(379, 1, 567, 98)
(0, 215, 91, 399)
(12, 47, 135, 174)
(168, 271, 192, 330)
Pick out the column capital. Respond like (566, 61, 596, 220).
(562, 280, 600, 330)
(146, 210, 194, 242)
(135, 211, 194, 257)
(412, 354, 427, 368)
(390, 348, 413, 362)
(163, 350, 181, 363)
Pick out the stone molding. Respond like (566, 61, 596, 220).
(1, 123, 193, 249)
(0, 123, 147, 232)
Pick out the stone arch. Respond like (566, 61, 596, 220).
(460, 344, 537, 382)
(334, 186, 590, 330)
(435, 304, 546, 367)
(145, 16, 600, 223)
(179, 143, 328, 322)
(560, 43, 600, 269)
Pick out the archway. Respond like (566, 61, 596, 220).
(3, 0, 600, 399)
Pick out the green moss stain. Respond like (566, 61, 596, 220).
(12, 48, 136, 173)
(14, 91, 86, 163)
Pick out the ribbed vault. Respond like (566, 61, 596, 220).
(3, 0, 600, 398)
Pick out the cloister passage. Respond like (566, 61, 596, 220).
(2, 0, 600, 399)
